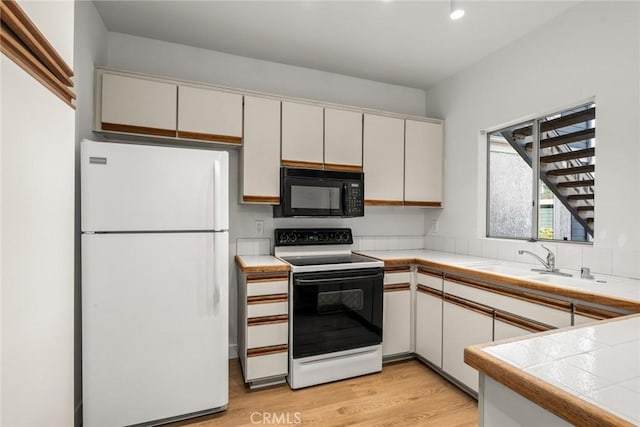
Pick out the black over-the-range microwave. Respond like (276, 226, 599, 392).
(273, 167, 365, 218)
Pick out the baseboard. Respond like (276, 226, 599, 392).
(228, 343, 238, 359)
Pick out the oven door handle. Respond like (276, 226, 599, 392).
(295, 273, 384, 285)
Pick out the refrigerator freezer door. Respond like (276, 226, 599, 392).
(81, 140, 228, 232)
(82, 232, 228, 426)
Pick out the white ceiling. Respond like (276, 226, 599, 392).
(93, 1, 580, 90)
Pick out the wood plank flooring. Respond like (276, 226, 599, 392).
(176, 359, 478, 427)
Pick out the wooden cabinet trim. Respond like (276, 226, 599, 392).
(281, 160, 323, 169)
(404, 201, 442, 207)
(384, 266, 411, 273)
(365, 199, 404, 206)
(574, 304, 620, 320)
(445, 274, 572, 313)
(247, 294, 288, 304)
(246, 274, 289, 283)
(417, 267, 443, 278)
(243, 195, 280, 204)
(384, 283, 411, 292)
(323, 163, 363, 172)
(417, 284, 443, 298)
(444, 293, 494, 318)
(495, 310, 551, 333)
(176, 130, 242, 144)
(247, 314, 288, 326)
(102, 122, 176, 138)
(0, 0, 75, 108)
(247, 344, 288, 358)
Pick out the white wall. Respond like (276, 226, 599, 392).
(73, 1, 107, 424)
(1, 1, 76, 424)
(424, 1, 640, 278)
(105, 32, 427, 116)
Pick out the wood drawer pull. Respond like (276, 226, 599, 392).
(247, 314, 288, 326)
(247, 275, 289, 283)
(247, 344, 288, 357)
(248, 294, 288, 304)
(384, 283, 410, 292)
(385, 266, 411, 273)
(417, 284, 443, 298)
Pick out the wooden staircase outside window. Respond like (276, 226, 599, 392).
(500, 105, 595, 238)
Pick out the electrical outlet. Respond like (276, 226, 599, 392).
(430, 220, 439, 234)
(255, 220, 264, 236)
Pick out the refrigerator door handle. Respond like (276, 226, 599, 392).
(213, 159, 224, 231)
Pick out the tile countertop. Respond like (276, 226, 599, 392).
(465, 314, 640, 426)
(355, 249, 640, 312)
(235, 255, 290, 273)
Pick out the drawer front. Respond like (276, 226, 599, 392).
(247, 300, 288, 318)
(416, 270, 442, 291)
(384, 267, 411, 285)
(246, 350, 288, 381)
(247, 321, 288, 349)
(247, 277, 288, 297)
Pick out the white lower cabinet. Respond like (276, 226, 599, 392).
(415, 289, 443, 367)
(382, 267, 412, 357)
(442, 298, 493, 393)
(494, 318, 534, 341)
(237, 271, 289, 387)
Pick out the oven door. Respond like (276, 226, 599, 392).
(292, 268, 383, 359)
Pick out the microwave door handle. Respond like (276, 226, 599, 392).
(295, 273, 384, 285)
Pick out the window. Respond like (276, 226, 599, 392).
(487, 103, 595, 243)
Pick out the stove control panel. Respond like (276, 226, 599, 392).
(275, 228, 353, 246)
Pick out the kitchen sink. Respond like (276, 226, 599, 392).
(527, 274, 604, 287)
(472, 263, 539, 278)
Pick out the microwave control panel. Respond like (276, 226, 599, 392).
(344, 182, 364, 217)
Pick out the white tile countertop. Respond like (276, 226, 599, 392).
(235, 255, 290, 273)
(466, 315, 640, 426)
(355, 249, 640, 311)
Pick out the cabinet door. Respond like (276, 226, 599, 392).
(494, 319, 533, 341)
(241, 96, 281, 204)
(177, 85, 242, 143)
(442, 298, 493, 393)
(281, 101, 324, 168)
(405, 120, 443, 206)
(363, 114, 404, 204)
(382, 288, 411, 357)
(324, 108, 362, 170)
(415, 288, 443, 367)
(101, 73, 177, 137)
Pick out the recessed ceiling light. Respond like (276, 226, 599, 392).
(450, 0, 465, 20)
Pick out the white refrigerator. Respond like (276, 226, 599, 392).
(81, 140, 229, 426)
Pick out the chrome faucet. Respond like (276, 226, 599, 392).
(518, 245, 572, 277)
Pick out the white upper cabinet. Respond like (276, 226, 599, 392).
(281, 101, 324, 168)
(324, 108, 362, 170)
(241, 96, 281, 204)
(363, 114, 405, 204)
(177, 85, 242, 144)
(100, 73, 177, 137)
(404, 120, 444, 206)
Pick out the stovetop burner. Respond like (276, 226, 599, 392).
(280, 253, 376, 267)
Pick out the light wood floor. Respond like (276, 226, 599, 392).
(176, 358, 478, 427)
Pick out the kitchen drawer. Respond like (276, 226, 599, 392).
(416, 268, 442, 291)
(246, 275, 288, 297)
(246, 347, 288, 381)
(247, 319, 288, 349)
(384, 266, 411, 285)
(247, 296, 288, 318)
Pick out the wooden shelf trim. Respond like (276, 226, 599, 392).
(0, 25, 75, 108)
(444, 274, 573, 313)
(246, 274, 289, 283)
(384, 283, 411, 292)
(575, 304, 620, 320)
(417, 284, 443, 298)
(1, 0, 74, 85)
(243, 195, 280, 204)
(247, 314, 288, 326)
(281, 160, 324, 169)
(176, 130, 242, 144)
(101, 122, 176, 138)
(247, 344, 288, 358)
(416, 267, 443, 278)
(247, 294, 288, 305)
